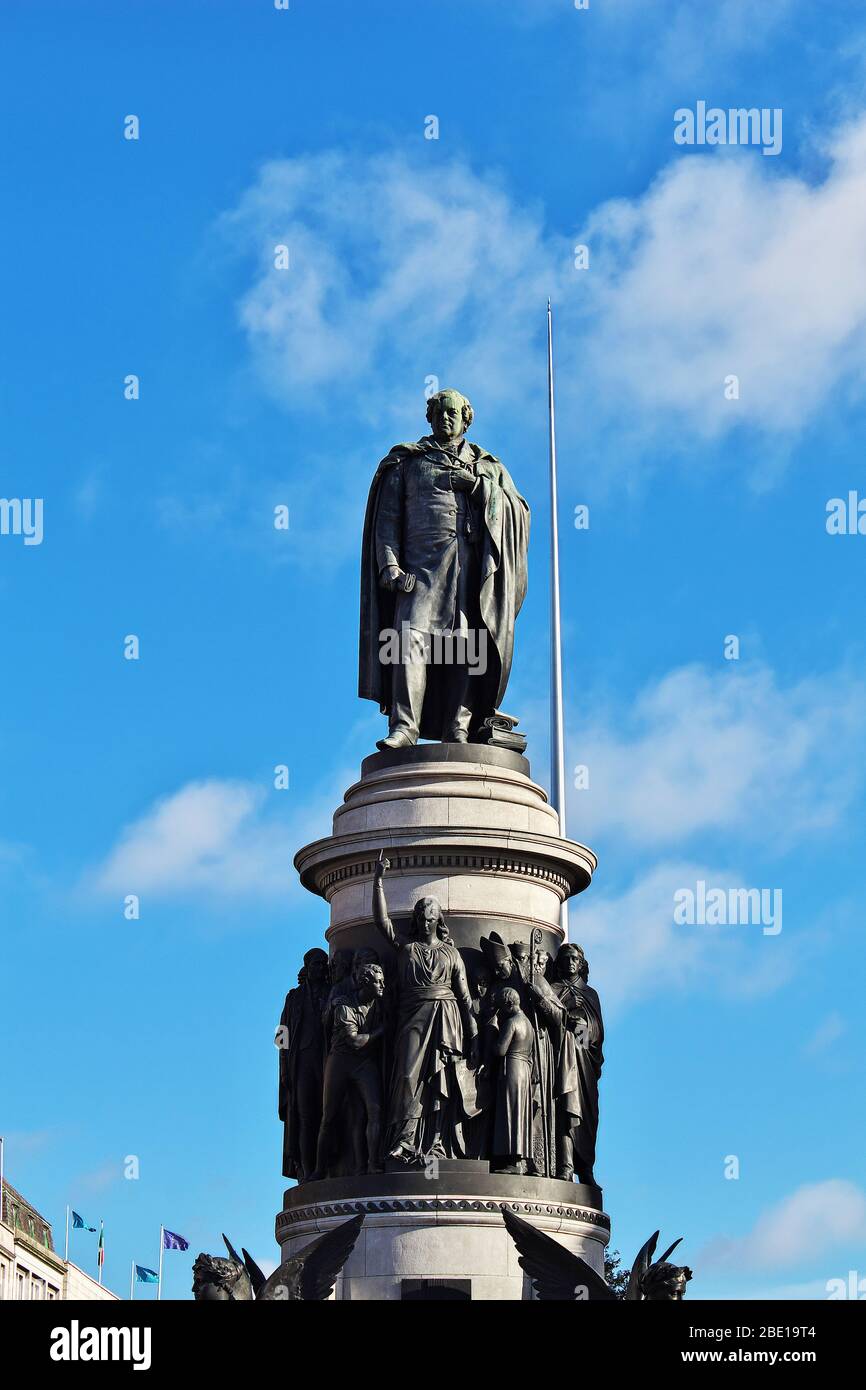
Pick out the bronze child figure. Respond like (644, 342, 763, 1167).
(491, 987, 534, 1175)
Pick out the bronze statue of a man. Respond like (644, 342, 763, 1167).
(549, 943, 604, 1185)
(359, 389, 530, 749)
(311, 962, 386, 1180)
(277, 947, 329, 1184)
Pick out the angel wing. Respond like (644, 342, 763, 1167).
(222, 1234, 243, 1266)
(258, 1214, 365, 1301)
(501, 1208, 616, 1301)
(625, 1230, 658, 1301)
(241, 1247, 267, 1298)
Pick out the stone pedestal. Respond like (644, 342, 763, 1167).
(294, 743, 596, 958)
(277, 1167, 609, 1301)
(283, 743, 606, 1300)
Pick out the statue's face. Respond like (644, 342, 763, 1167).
(431, 395, 465, 443)
(199, 1281, 230, 1301)
(331, 954, 351, 982)
(511, 944, 528, 962)
(306, 954, 328, 984)
(418, 897, 440, 932)
(493, 957, 512, 981)
(364, 967, 385, 999)
(560, 951, 581, 979)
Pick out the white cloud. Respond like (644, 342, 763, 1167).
(218, 154, 556, 424)
(701, 1180, 866, 1270)
(576, 114, 866, 441)
(87, 777, 337, 902)
(572, 663, 865, 851)
(573, 859, 795, 1013)
(219, 108, 866, 473)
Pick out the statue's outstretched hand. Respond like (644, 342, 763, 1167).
(375, 850, 390, 881)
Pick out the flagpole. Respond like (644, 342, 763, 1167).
(130, 1260, 135, 1301)
(98, 1219, 104, 1285)
(65, 1204, 70, 1263)
(157, 1225, 164, 1300)
(547, 299, 568, 935)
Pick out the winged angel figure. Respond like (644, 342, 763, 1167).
(192, 1214, 364, 1301)
(502, 1208, 692, 1301)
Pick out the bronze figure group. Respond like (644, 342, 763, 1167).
(277, 855, 604, 1184)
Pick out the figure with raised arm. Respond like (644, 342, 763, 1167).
(372, 851, 478, 1162)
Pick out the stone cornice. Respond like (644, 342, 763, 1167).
(276, 1195, 611, 1240)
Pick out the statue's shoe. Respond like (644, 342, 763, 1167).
(376, 730, 417, 751)
(444, 731, 469, 743)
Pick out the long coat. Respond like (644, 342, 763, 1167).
(359, 437, 530, 740)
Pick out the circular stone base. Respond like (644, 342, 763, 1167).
(276, 1167, 610, 1301)
(293, 742, 597, 956)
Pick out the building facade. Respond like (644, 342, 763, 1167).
(0, 1180, 119, 1301)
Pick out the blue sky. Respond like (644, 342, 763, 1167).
(2, 0, 865, 1299)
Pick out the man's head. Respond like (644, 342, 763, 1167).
(352, 945, 380, 986)
(557, 943, 588, 982)
(330, 948, 353, 984)
(426, 388, 473, 444)
(533, 948, 551, 976)
(303, 948, 329, 986)
(473, 964, 491, 999)
(481, 934, 513, 981)
(355, 962, 385, 1001)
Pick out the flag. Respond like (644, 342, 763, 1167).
(162, 1228, 189, 1251)
(135, 1265, 159, 1284)
(72, 1210, 96, 1232)
(97, 1221, 104, 1268)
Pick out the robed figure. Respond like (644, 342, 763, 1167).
(372, 853, 478, 1161)
(548, 944, 604, 1185)
(481, 933, 559, 1178)
(359, 389, 530, 749)
(278, 948, 329, 1183)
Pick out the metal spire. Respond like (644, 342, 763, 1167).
(547, 300, 568, 935)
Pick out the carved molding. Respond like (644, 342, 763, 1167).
(276, 1196, 611, 1237)
(321, 853, 571, 895)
